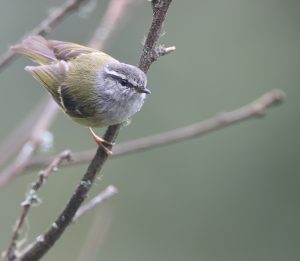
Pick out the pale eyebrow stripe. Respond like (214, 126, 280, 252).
(104, 68, 139, 87)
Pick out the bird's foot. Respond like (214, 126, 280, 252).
(88, 128, 113, 155)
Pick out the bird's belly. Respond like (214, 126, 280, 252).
(71, 93, 146, 128)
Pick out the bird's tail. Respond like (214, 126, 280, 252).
(11, 35, 57, 65)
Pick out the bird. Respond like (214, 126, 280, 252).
(12, 36, 150, 154)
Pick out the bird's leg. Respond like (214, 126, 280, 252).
(88, 128, 113, 155)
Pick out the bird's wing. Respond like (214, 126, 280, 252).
(59, 53, 117, 118)
(48, 40, 104, 61)
(25, 60, 71, 106)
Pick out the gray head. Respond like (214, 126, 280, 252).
(103, 62, 150, 94)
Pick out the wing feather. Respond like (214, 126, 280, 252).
(25, 60, 71, 107)
(48, 40, 100, 61)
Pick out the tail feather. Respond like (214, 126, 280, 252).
(11, 35, 57, 65)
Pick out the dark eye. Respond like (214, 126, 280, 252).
(120, 79, 128, 86)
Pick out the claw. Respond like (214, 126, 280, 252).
(88, 128, 113, 155)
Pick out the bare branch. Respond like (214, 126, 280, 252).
(18, 1, 174, 260)
(3, 150, 71, 261)
(22, 89, 285, 172)
(73, 185, 118, 222)
(0, 0, 90, 72)
(138, 0, 174, 72)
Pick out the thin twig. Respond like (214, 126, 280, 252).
(19, 1, 174, 260)
(19, 136, 113, 261)
(21, 89, 285, 172)
(157, 45, 176, 57)
(73, 185, 118, 222)
(3, 150, 72, 261)
(0, 0, 90, 72)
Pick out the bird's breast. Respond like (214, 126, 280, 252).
(93, 91, 146, 127)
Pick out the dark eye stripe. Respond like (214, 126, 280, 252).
(110, 74, 135, 88)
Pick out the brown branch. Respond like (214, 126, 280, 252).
(0, 0, 90, 72)
(21, 89, 285, 172)
(18, 1, 173, 260)
(18, 134, 114, 261)
(73, 185, 118, 222)
(3, 150, 71, 261)
(138, 0, 174, 71)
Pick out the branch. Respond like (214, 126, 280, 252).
(18, 1, 174, 260)
(3, 150, 71, 261)
(0, 0, 90, 72)
(138, 0, 174, 71)
(22, 89, 285, 172)
(76, 206, 113, 261)
(89, 0, 134, 50)
(73, 185, 118, 222)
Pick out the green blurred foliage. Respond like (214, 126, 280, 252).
(0, 0, 299, 260)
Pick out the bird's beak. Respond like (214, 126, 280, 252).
(140, 87, 151, 94)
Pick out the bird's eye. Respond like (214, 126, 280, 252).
(120, 79, 128, 86)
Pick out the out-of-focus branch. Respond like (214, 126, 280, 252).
(73, 186, 118, 261)
(89, 0, 134, 49)
(21, 89, 285, 172)
(76, 208, 113, 261)
(0, 96, 51, 168)
(19, 1, 174, 260)
(73, 185, 118, 222)
(0, 0, 90, 72)
(0, 99, 58, 189)
(3, 150, 71, 261)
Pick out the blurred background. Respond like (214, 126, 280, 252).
(0, 0, 299, 260)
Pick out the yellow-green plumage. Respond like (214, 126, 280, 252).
(64, 53, 114, 100)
